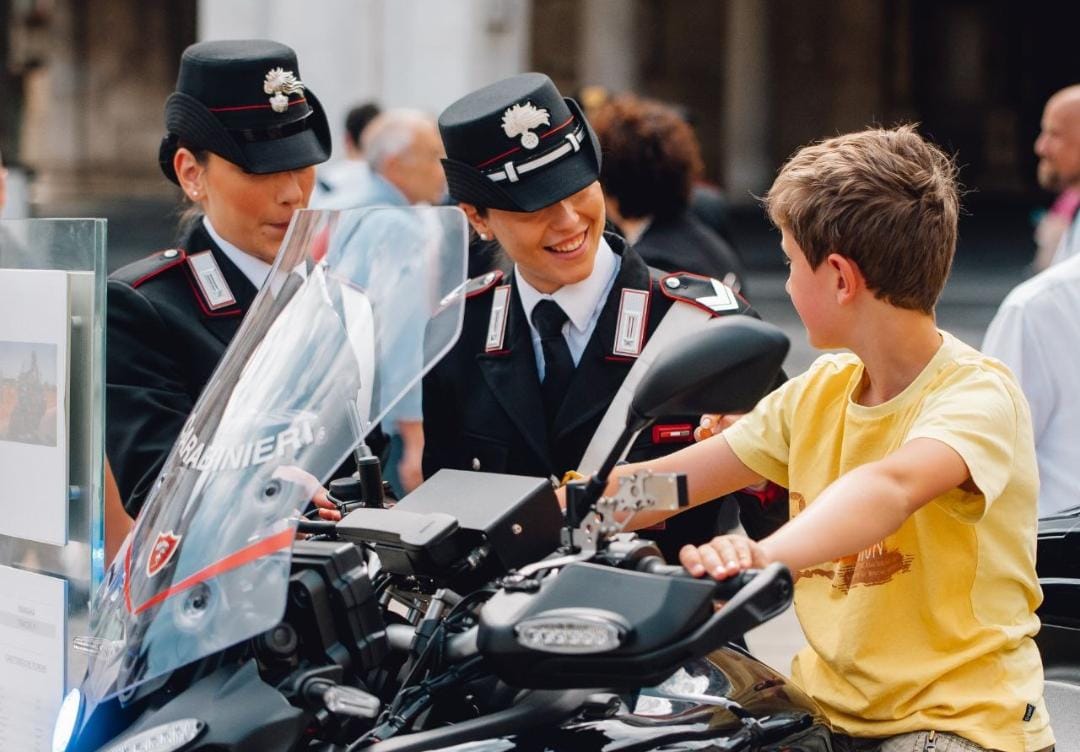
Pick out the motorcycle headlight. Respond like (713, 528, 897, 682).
(100, 719, 205, 752)
(515, 609, 629, 654)
(51, 688, 83, 752)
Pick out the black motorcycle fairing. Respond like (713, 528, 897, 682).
(357, 649, 828, 752)
(75, 660, 307, 752)
(478, 562, 794, 690)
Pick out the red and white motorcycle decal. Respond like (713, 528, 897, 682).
(146, 531, 182, 578)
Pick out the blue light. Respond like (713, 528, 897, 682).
(52, 688, 83, 752)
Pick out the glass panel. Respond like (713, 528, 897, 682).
(0, 218, 107, 747)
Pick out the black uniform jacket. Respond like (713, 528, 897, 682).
(422, 234, 774, 556)
(107, 223, 256, 517)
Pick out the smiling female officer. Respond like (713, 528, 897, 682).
(106, 40, 331, 517)
(423, 73, 776, 557)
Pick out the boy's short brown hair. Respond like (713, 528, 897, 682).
(763, 125, 959, 314)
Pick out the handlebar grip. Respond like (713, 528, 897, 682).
(635, 556, 760, 599)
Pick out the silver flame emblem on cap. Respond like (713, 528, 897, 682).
(501, 102, 550, 150)
(263, 67, 305, 113)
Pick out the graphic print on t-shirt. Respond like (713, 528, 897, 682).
(791, 491, 915, 593)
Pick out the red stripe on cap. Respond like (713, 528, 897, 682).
(475, 115, 575, 169)
(208, 97, 308, 113)
(125, 527, 295, 616)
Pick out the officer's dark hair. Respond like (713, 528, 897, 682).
(590, 94, 704, 222)
(174, 140, 210, 241)
(345, 102, 381, 150)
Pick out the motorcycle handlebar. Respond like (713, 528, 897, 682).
(382, 558, 760, 665)
(386, 622, 478, 662)
(634, 556, 760, 600)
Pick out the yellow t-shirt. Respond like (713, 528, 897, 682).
(723, 331, 1053, 752)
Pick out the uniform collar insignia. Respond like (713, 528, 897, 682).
(263, 67, 305, 113)
(501, 102, 550, 149)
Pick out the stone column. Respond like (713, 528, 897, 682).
(577, 0, 637, 93)
(722, 0, 771, 201)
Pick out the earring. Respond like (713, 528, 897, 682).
(479, 232, 489, 241)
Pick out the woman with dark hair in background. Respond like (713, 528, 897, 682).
(591, 94, 748, 295)
(106, 40, 332, 517)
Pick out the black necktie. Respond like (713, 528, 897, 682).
(531, 299, 575, 424)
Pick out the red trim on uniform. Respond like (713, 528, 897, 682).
(466, 269, 504, 298)
(130, 250, 188, 289)
(604, 355, 636, 363)
(124, 527, 295, 616)
(181, 256, 243, 318)
(480, 349, 512, 357)
(652, 424, 694, 444)
(475, 115, 576, 169)
(208, 97, 308, 113)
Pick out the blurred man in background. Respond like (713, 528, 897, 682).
(313, 108, 447, 496)
(313, 101, 381, 204)
(983, 84, 1080, 518)
(314, 108, 445, 211)
(1032, 85, 1080, 268)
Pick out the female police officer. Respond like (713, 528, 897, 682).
(106, 40, 331, 517)
(422, 73, 778, 557)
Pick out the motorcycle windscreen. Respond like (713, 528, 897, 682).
(80, 206, 468, 707)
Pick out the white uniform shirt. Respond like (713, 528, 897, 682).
(203, 217, 272, 290)
(515, 238, 620, 380)
(982, 252, 1080, 517)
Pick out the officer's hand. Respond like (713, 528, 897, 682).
(679, 534, 769, 580)
(312, 487, 342, 521)
(693, 413, 741, 442)
(555, 485, 567, 511)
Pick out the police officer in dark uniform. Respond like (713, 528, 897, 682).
(423, 73, 781, 558)
(107, 40, 331, 517)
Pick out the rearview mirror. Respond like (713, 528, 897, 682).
(629, 316, 789, 430)
(568, 316, 789, 528)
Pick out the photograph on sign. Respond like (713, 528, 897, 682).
(0, 269, 70, 546)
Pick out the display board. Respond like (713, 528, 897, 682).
(0, 219, 106, 751)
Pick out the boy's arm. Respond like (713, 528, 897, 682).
(615, 435, 765, 530)
(681, 437, 971, 578)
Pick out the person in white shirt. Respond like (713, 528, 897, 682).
(982, 84, 1080, 518)
(983, 252, 1080, 517)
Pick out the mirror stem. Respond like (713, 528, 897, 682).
(567, 420, 651, 529)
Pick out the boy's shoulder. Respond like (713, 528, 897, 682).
(932, 331, 1018, 389)
(917, 332, 1029, 428)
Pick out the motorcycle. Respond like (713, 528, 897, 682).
(1035, 503, 1080, 749)
(55, 206, 830, 752)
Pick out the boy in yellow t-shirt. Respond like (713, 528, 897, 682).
(615, 125, 1054, 752)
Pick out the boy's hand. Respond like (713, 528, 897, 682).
(679, 534, 770, 580)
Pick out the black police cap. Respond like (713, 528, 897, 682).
(438, 72, 601, 213)
(159, 39, 331, 184)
